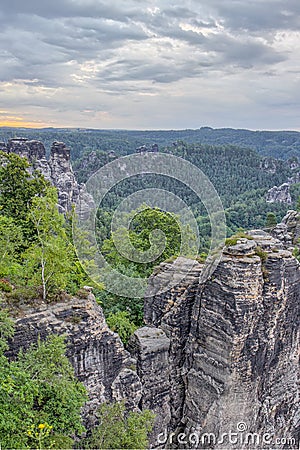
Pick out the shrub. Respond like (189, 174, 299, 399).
(225, 231, 254, 247)
(82, 402, 155, 449)
(0, 279, 12, 293)
(5, 286, 40, 305)
(255, 246, 268, 262)
(0, 330, 87, 449)
(106, 311, 138, 345)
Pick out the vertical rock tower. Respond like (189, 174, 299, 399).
(2, 138, 94, 217)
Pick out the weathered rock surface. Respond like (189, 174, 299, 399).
(265, 156, 300, 204)
(266, 183, 292, 204)
(2, 138, 94, 217)
(272, 209, 300, 247)
(142, 233, 299, 449)
(144, 258, 203, 434)
(128, 326, 171, 441)
(6, 293, 141, 428)
(260, 157, 278, 174)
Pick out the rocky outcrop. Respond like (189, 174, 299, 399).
(272, 209, 300, 247)
(6, 293, 141, 428)
(260, 158, 278, 174)
(129, 327, 171, 441)
(144, 258, 203, 433)
(266, 156, 300, 204)
(2, 138, 94, 217)
(266, 183, 292, 204)
(142, 232, 299, 449)
(2, 211, 299, 448)
(136, 143, 159, 153)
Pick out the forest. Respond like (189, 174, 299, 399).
(0, 129, 299, 447)
(1, 126, 300, 160)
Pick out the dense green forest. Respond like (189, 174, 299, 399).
(78, 142, 296, 239)
(72, 141, 299, 327)
(1, 126, 300, 160)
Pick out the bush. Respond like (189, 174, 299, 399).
(106, 311, 138, 345)
(225, 231, 254, 247)
(0, 279, 12, 293)
(5, 286, 40, 305)
(0, 323, 87, 449)
(292, 246, 300, 262)
(255, 246, 268, 262)
(82, 402, 155, 449)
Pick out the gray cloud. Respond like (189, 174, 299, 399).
(0, 0, 299, 129)
(206, 0, 300, 32)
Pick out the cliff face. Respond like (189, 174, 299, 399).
(2, 138, 94, 217)
(265, 158, 300, 205)
(142, 231, 299, 449)
(272, 210, 300, 247)
(266, 183, 292, 204)
(6, 293, 141, 428)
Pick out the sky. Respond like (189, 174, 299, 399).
(0, 0, 300, 130)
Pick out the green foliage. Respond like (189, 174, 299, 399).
(82, 402, 155, 449)
(255, 246, 268, 262)
(96, 289, 144, 326)
(0, 151, 49, 243)
(5, 286, 40, 306)
(0, 152, 97, 301)
(0, 309, 15, 352)
(98, 206, 196, 326)
(0, 279, 12, 293)
(0, 216, 23, 279)
(292, 245, 300, 261)
(22, 186, 73, 301)
(265, 212, 277, 228)
(225, 231, 254, 247)
(0, 328, 87, 449)
(66, 210, 103, 293)
(102, 206, 196, 278)
(106, 311, 138, 345)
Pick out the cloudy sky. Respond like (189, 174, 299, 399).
(0, 0, 300, 130)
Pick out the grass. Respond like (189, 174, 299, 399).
(255, 246, 268, 262)
(225, 231, 254, 247)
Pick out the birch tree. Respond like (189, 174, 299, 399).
(24, 187, 72, 301)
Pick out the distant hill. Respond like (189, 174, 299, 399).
(1, 126, 300, 160)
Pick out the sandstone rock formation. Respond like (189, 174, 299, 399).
(1, 138, 94, 218)
(140, 232, 299, 449)
(260, 157, 278, 174)
(6, 293, 141, 428)
(266, 183, 292, 204)
(272, 210, 300, 247)
(266, 156, 300, 204)
(128, 327, 171, 441)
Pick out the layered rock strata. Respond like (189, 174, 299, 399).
(2, 220, 299, 448)
(272, 209, 300, 247)
(142, 232, 299, 449)
(129, 326, 171, 440)
(6, 293, 141, 428)
(2, 138, 94, 218)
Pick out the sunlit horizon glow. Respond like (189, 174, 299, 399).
(0, 119, 49, 128)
